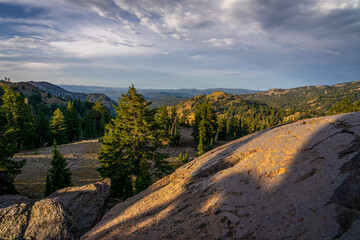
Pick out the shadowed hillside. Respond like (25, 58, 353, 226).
(82, 112, 360, 239)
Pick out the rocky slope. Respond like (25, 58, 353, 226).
(82, 112, 360, 240)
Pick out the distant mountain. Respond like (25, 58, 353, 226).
(29, 81, 116, 115)
(0, 80, 67, 105)
(241, 80, 360, 114)
(59, 84, 260, 101)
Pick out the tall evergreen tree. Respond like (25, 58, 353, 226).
(35, 113, 49, 147)
(44, 142, 72, 196)
(0, 104, 26, 195)
(65, 101, 80, 142)
(92, 101, 111, 137)
(97, 85, 168, 198)
(169, 106, 180, 146)
(192, 102, 217, 155)
(155, 105, 170, 143)
(217, 117, 227, 140)
(1, 84, 35, 149)
(50, 108, 67, 144)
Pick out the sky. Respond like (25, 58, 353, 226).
(0, 0, 359, 90)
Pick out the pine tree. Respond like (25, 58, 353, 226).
(92, 101, 111, 137)
(192, 102, 217, 155)
(183, 149, 189, 163)
(197, 134, 205, 156)
(65, 101, 80, 142)
(97, 85, 168, 198)
(50, 108, 67, 144)
(1, 84, 35, 149)
(0, 105, 26, 195)
(155, 105, 170, 143)
(35, 113, 49, 147)
(169, 106, 180, 146)
(217, 117, 227, 140)
(44, 142, 72, 196)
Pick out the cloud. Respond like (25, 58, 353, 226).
(190, 55, 202, 60)
(0, 0, 359, 88)
(204, 38, 234, 47)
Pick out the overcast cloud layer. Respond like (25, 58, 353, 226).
(0, 0, 359, 89)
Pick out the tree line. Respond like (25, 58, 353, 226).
(0, 81, 110, 195)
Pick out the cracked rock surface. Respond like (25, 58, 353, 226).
(82, 112, 360, 240)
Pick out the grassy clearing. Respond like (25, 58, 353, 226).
(14, 127, 224, 199)
(14, 139, 102, 199)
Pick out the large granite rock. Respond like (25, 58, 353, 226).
(0, 201, 32, 240)
(82, 112, 360, 240)
(24, 198, 80, 240)
(48, 178, 111, 233)
(0, 179, 111, 240)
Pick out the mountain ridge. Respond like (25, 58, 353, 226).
(241, 80, 360, 114)
(29, 81, 116, 115)
(59, 84, 260, 101)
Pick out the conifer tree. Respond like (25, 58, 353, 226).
(183, 149, 189, 163)
(192, 102, 217, 155)
(65, 101, 80, 142)
(92, 101, 111, 137)
(44, 142, 72, 196)
(50, 108, 67, 144)
(97, 85, 168, 198)
(155, 105, 170, 143)
(0, 105, 26, 195)
(35, 113, 49, 147)
(1, 84, 35, 149)
(169, 106, 180, 146)
(217, 117, 227, 140)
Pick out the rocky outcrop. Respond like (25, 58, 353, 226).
(82, 113, 360, 240)
(0, 179, 111, 240)
(23, 199, 80, 240)
(0, 201, 32, 239)
(48, 178, 111, 233)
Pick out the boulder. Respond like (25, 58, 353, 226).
(0, 201, 32, 240)
(48, 178, 111, 234)
(82, 113, 360, 240)
(0, 179, 110, 240)
(23, 198, 80, 240)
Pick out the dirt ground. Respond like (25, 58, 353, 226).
(14, 127, 208, 199)
(14, 139, 102, 199)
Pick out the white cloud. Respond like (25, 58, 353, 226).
(204, 38, 234, 47)
(190, 55, 202, 60)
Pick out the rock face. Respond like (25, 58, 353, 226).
(0, 179, 111, 240)
(48, 178, 111, 233)
(23, 199, 80, 240)
(0, 201, 32, 239)
(82, 113, 360, 240)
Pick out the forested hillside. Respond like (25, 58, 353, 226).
(29, 81, 116, 115)
(0, 80, 111, 149)
(176, 91, 310, 139)
(241, 80, 360, 114)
